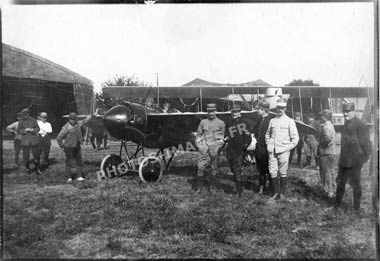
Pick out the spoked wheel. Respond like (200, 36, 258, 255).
(100, 154, 123, 178)
(138, 156, 164, 183)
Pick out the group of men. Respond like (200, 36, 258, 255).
(6, 100, 371, 212)
(194, 100, 371, 212)
(194, 100, 299, 199)
(6, 109, 96, 182)
(6, 108, 52, 174)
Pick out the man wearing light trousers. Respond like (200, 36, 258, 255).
(265, 98, 299, 200)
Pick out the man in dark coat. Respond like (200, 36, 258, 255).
(334, 102, 370, 212)
(6, 113, 22, 166)
(225, 105, 251, 197)
(253, 101, 272, 194)
(17, 108, 41, 174)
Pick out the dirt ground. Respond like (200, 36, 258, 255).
(2, 139, 378, 259)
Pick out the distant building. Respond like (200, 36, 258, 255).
(2, 43, 94, 136)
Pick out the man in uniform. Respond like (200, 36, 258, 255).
(289, 112, 304, 167)
(57, 112, 95, 182)
(318, 109, 336, 198)
(334, 102, 370, 212)
(6, 113, 22, 166)
(253, 101, 272, 194)
(37, 112, 52, 169)
(265, 98, 299, 200)
(17, 108, 41, 174)
(225, 105, 251, 197)
(90, 127, 104, 150)
(162, 102, 174, 113)
(195, 103, 225, 194)
(302, 113, 320, 169)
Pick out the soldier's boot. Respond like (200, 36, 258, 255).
(194, 176, 204, 195)
(258, 185, 264, 194)
(315, 157, 320, 170)
(66, 166, 74, 181)
(353, 188, 362, 212)
(266, 176, 273, 195)
(205, 176, 212, 194)
(297, 153, 302, 168)
(77, 166, 84, 180)
(303, 156, 311, 168)
(270, 177, 280, 200)
(235, 180, 243, 198)
(334, 184, 345, 209)
(35, 160, 42, 175)
(280, 177, 287, 200)
(25, 161, 32, 174)
(207, 171, 215, 193)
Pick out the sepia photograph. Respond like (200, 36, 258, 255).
(1, 0, 378, 259)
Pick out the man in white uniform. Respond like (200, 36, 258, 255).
(37, 112, 53, 169)
(265, 98, 299, 200)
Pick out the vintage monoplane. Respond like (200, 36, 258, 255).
(86, 85, 374, 183)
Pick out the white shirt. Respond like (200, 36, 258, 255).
(37, 120, 52, 137)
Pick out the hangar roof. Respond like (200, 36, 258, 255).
(2, 43, 93, 86)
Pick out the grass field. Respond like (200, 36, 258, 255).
(2, 139, 378, 259)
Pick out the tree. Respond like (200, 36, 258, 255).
(285, 79, 319, 86)
(286, 79, 320, 118)
(102, 74, 151, 87)
(99, 74, 152, 106)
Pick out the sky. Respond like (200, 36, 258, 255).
(2, 2, 375, 92)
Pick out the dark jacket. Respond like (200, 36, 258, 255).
(225, 118, 251, 159)
(339, 117, 370, 168)
(17, 116, 40, 146)
(254, 114, 271, 158)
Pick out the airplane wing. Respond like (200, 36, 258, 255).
(281, 86, 373, 98)
(103, 86, 269, 99)
(102, 85, 374, 99)
(147, 110, 318, 136)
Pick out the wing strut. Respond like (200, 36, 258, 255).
(199, 87, 203, 112)
(291, 98, 294, 117)
(232, 87, 235, 106)
(298, 88, 304, 122)
(328, 88, 332, 110)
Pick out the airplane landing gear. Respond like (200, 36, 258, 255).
(99, 153, 163, 183)
(138, 156, 163, 183)
(100, 154, 123, 178)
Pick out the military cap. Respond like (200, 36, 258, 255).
(294, 112, 302, 117)
(320, 109, 333, 120)
(20, 108, 30, 114)
(231, 105, 241, 112)
(39, 112, 48, 118)
(68, 112, 78, 120)
(276, 97, 287, 108)
(308, 113, 315, 119)
(342, 102, 355, 112)
(206, 103, 217, 111)
(256, 101, 270, 109)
